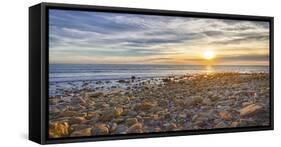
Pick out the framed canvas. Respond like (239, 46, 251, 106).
(29, 2, 274, 144)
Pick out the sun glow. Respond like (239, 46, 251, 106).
(203, 51, 215, 60)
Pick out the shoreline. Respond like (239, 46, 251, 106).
(49, 72, 270, 138)
(49, 71, 269, 97)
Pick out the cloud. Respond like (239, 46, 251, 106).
(210, 34, 269, 45)
(49, 9, 270, 65)
(217, 54, 269, 61)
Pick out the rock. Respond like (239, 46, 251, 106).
(110, 123, 118, 132)
(214, 121, 228, 128)
(202, 98, 212, 105)
(125, 118, 138, 126)
(240, 104, 263, 117)
(114, 125, 128, 134)
(163, 78, 171, 83)
(49, 98, 60, 105)
(49, 122, 69, 138)
(239, 119, 258, 127)
(68, 117, 85, 124)
(91, 124, 109, 135)
(68, 104, 85, 111)
(158, 100, 169, 107)
(49, 105, 60, 114)
(128, 123, 143, 133)
(192, 117, 209, 127)
(59, 110, 79, 117)
(163, 123, 177, 131)
(118, 80, 129, 83)
(209, 95, 220, 102)
(218, 111, 232, 121)
(102, 103, 110, 108)
(113, 107, 123, 117)
(135, 101, 155, 110)
(99, 110, 114, 121)
(87, 92, 104, 98)
(71, 97, 86, 105)
(178, 113, 186, 119)
(231, 121, 239, 127)
(127, 110, 138, 117)
(70, 124, 90, 131)
(100, 107, 123, 121)
(242, 102, 253, 107)
(154, 127, 161, 132)
(113, 118, 125, 124)
(86, 111, 99, 120)
(190, 96, 203, 106)
(70, 128, 92, 137)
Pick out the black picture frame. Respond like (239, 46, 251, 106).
(29, 2, 274, 144)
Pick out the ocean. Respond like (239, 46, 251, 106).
(49, 64, 269, 83)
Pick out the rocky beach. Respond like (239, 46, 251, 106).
(48, 72, 270, 138)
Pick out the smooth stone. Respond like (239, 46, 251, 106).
(99, 107, 123, 121)
(91, 124, 109, 135)
(240, 104, 263, 117)
(49, 105, 60, 114)
(163, 123, 177, 131)
(127, 110, 138, 117)
(135, 101, 155, 111)
(113, 118, 125, 124)
(70, 128, 92, 137)
(114, 125, 128, 134)
(58, 110, 79, 117)
(70, 124, 90, 131)
(202, 98, 212, 105)
(99, 110, 114, 121)
(231, 121, 240, 127)
(113, 107, 124, 117)
(242, 102, 253, 107)
(218, 111, 232, 121)
(49, 122, 69, 138)
(110, 123, 118, 132)
(128, 123, 143, 133)
(70, 97, 87, 105)
(239, 119, 258, 126)
(209, 95, 220, 102)
(49, 98, 60, 105)
(125, 118, 138, 126)
(214, 121, 228, 128)
(68, 117, 85, 124)
(190, 96, 203, 106)
(86, 92, 104, 98)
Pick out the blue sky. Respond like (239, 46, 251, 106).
(49, 9, 269, 65)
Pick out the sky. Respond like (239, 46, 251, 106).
(49, 9, 270, 65)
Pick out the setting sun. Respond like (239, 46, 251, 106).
(203, 51, 215, 60)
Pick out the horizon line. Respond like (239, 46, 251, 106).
(49, 63, 269, 66)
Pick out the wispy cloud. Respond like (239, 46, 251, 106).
(49, 9, 269, 65)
